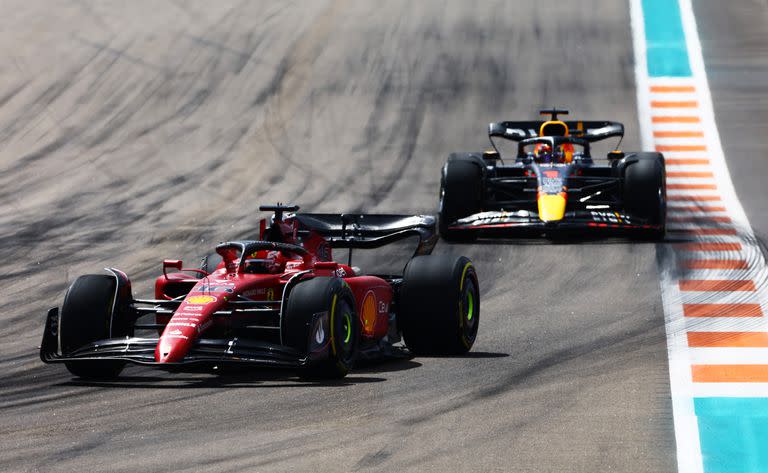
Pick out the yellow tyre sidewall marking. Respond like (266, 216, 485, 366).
(329, 294, 338, 357)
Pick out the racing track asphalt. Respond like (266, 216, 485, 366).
(0, 1, 763, 471)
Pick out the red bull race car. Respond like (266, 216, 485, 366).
(438, 109, 666, 240)
(41, 205, 479, 379)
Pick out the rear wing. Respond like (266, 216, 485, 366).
(488, 120, 624, 143)
(294, 213, 438, 257)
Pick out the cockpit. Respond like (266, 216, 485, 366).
(520, 137, 587, 165)
(242, 250, 288, 274)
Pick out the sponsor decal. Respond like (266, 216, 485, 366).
(286, 261, 302, 269)
(314, 322, 325, 344)
(378, 300, 388, 314)
(541, 177, 563, 194)
(590, 211, 629, 224)
(506, 127, 539, 137)
(335, 267, 347, 278)
(266, 288, 275, 301)
(166, 328, 189, 340)
(166, 334, 189, 340)
(186, 295, 217, 305)
(167, 322, 196, 328)
(194, 283, 234, 293)
(242, 288, 266, 298)
(457, 210, 530, 226)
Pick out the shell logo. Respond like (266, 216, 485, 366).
(187, 295, 217, 305)
(361, 292, 377, 337)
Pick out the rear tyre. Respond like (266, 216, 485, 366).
(623, 152, 666, 240)
(399, 255, 479, 355)
(283, 277, 359, 379)
(439, 153, 484, 242)
(60, 275, 127, 379)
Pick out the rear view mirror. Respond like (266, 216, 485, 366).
(162, 259, 183, 278)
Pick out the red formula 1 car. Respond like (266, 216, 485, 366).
(41, 205, 479, 379)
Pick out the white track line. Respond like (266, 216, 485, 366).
(632, 0, 768, 471)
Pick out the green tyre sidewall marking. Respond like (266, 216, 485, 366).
(343, 312, 352, 344)
(459, 264, 478, 350)
(328, 288, 357, 376)
(467, 291, 474, 321)
(329, 294, 338, 357)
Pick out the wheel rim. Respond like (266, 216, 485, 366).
(335, 301, 355, 361)
(461, 277, 479, 342)
(342, 312, 352, 345)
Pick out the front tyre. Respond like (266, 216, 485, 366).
(60, 275, 127, 379)
(399, 255, 479, 355)
(623, 152, 666, 240)
(439, 153, 484, 242)
(282, 277, 360, 379)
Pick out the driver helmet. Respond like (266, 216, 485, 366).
(534, 143, 553, 163)
(551, 145, 566, 164)
(243, 250, 285, 274)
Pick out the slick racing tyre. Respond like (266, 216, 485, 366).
(623, 152, 666, 240)
(60, 275, 128, 379)
(439, 153, 484, 242)
(399, 255, 479, 355)
(283, 277, 360, 379)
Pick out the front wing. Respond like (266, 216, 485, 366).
(447, 210, 661, 234)
(40, 308, 314, 370)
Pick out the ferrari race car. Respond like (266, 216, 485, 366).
(438, 108, 666, 240)
(41, 205, 480, 379)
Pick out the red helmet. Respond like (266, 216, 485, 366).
(243, 250, 286, 274)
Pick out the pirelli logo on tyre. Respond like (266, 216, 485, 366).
(186, 295, 217, 305)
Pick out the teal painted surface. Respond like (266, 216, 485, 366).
(695, 398, 768, 473)
(642, 0, 692, 77)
